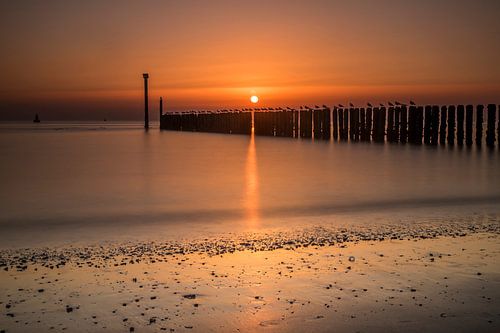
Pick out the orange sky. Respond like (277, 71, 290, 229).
(1, 0, 499, 120)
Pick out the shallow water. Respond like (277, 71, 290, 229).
(1, 121, 499, 247)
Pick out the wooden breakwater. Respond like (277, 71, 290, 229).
(159, 104, 500, 148)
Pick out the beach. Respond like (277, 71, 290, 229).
(1, 229, 499, 333)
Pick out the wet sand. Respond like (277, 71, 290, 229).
(1, 225, 500, 332)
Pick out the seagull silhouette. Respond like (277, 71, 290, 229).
(410, 100, 416, 106)
(367, 103, 373, 107)
(349, 102, 354, 107)
(338, 104, 344, 108)
(388, 102, 394, 106)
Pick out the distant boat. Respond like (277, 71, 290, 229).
(33, 114, 40, 123)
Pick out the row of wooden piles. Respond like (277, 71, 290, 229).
(332, 104, 498, 147)
(159, 104, 499, 148)
(160, 111, 251, 135)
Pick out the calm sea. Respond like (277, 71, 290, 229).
(1, 122, 499, 247)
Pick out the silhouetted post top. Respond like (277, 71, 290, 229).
(143, 73, 149, 79)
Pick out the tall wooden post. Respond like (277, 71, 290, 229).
(158, 97, 163, 129)
(338, 109, 344, 140)
(439, 106, 447, 145)
(360, 108, 366, 141)
(465, 105, 473, 146)
(486, 104, 496, 148)
(343, 108, 349, 141)
(387, 107, 394, 142)
(366, 107, 373, 141)
(447, 105, 455, 145)
(457, 105, 464, 146)
(143, 73, 149, 129)
(476, 105, 484, 146)
(415, 106, 424, 145)
(424, 105, 432, 145)
(333, 107, 338, 141)
(400, 106, 407, 144)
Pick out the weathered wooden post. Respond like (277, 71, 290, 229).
(408, 105, 416, 144)
(486, 104, 496, 148)
(400, 106, 408, 144)
(366, 107, 373, 142)
(387, 106, 394, 142)
(380, 107, 386, 142)
(424, 105, 432, 144)
(476, 105, 484, 146)
(394, 106, 400, 143)
(372, 107, 379, 141)
(447, 105, 456, 145)
(338, 109, 344, 140)
(416, 106, 423, 145)
(439, 106, 447, 145)
(457, 105, 464, 146)
(333, 107, 338, 141)
(349, 108, 354, 140)
(300, 109, 312, 138)
(360, 108, 366, 141)
(465, 105, 473, 146)
(343, 108, 349, 141)
(353, 108, 360, 141)
(431, 105, 440, 145)
(323, 106, 331, 140)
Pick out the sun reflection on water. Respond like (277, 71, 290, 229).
(244, 133, 259, 227)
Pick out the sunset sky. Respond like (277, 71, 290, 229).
(1, 0, 499, 120)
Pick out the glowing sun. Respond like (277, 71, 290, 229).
(250, 95, 259, 104)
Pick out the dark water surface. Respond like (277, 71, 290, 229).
(1, 122, 499, 247)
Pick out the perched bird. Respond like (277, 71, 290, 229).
(379, 103, 384, 107)
(322, 104, 328, 109)
(315, 105, 320, 109)
(367, 102, 373, 107)
(395, 101, 401, 106)
(410, 100, 416, 105)
(388, 102, 394, 106)
(338, 104, 344, 108)
(349, 102, 354, 107)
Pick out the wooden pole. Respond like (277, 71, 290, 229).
(360, 108, 366, 141)
(439, 106, 447, 145)
(424, 105, 431, 145)
(343, 108, 349, 141)
(387, 107, 394, 142)
(400, 106, 407, 144)
(486, 104, 496, 148)
(447, 105, 455, 145)
(366, 107, 373, 142)
(465, 105, 473, 146)
(476, 105, 484, 146)
(333, 107, 338, 141)
(457, 105, 464, 146)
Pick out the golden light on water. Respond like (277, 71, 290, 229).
(244, 133, 259, 227)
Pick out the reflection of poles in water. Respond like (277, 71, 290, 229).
(244, 133, 259, 226)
